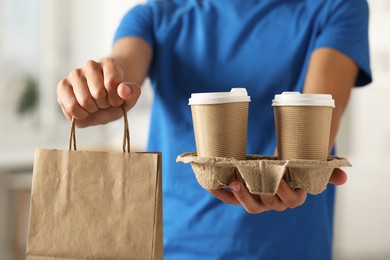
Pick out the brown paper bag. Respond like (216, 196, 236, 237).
(26, 107, 163, 260)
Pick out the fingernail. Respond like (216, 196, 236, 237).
(231, 183, 241, 192)
(123, 84, 131, 96)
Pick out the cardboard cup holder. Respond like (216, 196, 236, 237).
(176, 152, 351, 195)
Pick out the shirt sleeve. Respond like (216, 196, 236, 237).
(315, 0, 372, 86)
(113, 4, 155, 49)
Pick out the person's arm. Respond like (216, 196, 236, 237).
(57, 37, 153, 128)
(303, 47, 358, 150)
(209, 47, 355, 214)
(111, 37, 153, 85)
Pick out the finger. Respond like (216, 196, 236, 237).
(208, 188, 241, 205)
(276, 180, 307, 209)
(259, 194, 287, 212)
(329, 168, 348, 185)
(72, 106, 124, 128)
(230, 180, 268, 214)
(57, 79, 88, 119)
(84, 60, 110, 109)
(57, 97, 72, 121)
(118, 82, 141, 110)
(68, 68, 99, 113)
(101, 58, 125, 107)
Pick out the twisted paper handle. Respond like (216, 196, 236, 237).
(69, 104, 130, 153)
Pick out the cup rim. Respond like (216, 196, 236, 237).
(272, 92, 335, 107)
(189, 88, 251, 105)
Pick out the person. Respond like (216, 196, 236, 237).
(57, 0, 372, 259)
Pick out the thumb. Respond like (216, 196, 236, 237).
(117, 82, 140, 100)
(117, 82, 141, 109)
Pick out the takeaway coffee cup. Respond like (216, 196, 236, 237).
(272, 92, 335, 161)
(188, 88, 251, 160)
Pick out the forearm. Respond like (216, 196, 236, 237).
(303, 48, 358, 151)
(110, 37, 153, 86)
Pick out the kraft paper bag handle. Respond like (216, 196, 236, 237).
(68, 104, 130, 153)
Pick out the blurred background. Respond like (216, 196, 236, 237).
(0, 0, 389, 259)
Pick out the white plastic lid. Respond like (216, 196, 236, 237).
(272, 92, 335, 107)
(188, 88, 251, 105)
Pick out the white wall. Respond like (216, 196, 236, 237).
(0, 0, 41, 146)
(333, 0, 390, 259)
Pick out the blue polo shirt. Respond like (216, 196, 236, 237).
(114, 0, 371, 259)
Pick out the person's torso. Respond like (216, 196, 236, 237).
(146, 1, 335, 259)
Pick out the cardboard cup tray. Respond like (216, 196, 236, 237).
(176, 152, 351, 195)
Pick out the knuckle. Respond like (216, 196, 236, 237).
(109, 97, 124, 107)
(78, 96, 92, 108)
(91, 87, 107, 99)
(58, 78, 69, 87)
(67, 104, 88, 120)
(57, 78, 69, 92)
(69, 68, 83, 79)
(104, 77, 120, 90)
(57, 79, 72, 106)
(65, 101, 80, 115)
(102, 57, 115, 64)
(85, 60, 100, 71)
